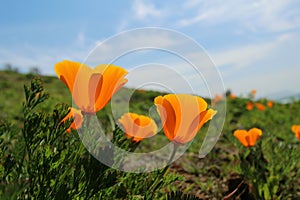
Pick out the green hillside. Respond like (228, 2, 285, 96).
(0, 70, 70, 125)
(1, 70, 300, 199)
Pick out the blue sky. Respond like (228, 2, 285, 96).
(1, 0, 300, 98)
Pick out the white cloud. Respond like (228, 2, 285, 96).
(132, 0, 163, 20)
(183, 0, 203, 8)
(209, 32, 300, 97)
(177, 0, 300, 32)
(125, 64, 194, 93)
(0, 29, 102, 74)
(85, 29, 180, 65)
(82, 28, 225, 97)
(212, 33, 296, 69)
(76, 31, 86, 47)
(224, 66, 300, 98)
(213, 42, 274, 69)
(116, 0, 171, 31)
(0, 43, 90, 75)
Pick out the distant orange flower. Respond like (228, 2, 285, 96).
(251, 90, 256, 98)
(246, 102, 254, 110)
(138, 89, 146, 93)
(55, 60, 128, 114)
(255, 103, 266, 111)
(118, 113, 157, 142)
(234, 128, 262, 147)
(62, 108, 84, 133)
(291, 125, 300, 141)
(230, 94, 236, 99)
(154, 94, 217, 145)
(212, 94, 224, 106)
(267, 101, 273, 108)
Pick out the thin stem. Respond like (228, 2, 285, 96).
(148, 143, 179, 195)
(223, 179, 245, 200)
(162, 143, 178, 175)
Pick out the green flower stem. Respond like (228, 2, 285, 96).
(147, 143, 178, 196)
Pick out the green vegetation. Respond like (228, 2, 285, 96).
(1, 70, 300, 199)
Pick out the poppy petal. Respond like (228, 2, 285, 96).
(55, 61, 127, 114)
(173, 94, 202, 143)
(118, 113, 134, 137)
(73, 64, 94, 112)
(95, 64, 128, 111)
(154, 96, 177, 141)
(88, 73, 103, 112)
(234, 130, 249, 147)
(248, 128, 262, 146)
(195, 109, 217, 133)
(54, 60, 81, 93)
(62, 107, 84, 133)
(292, 125, 299, 133)
(155, 94, 215, 144)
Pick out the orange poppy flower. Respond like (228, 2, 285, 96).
(255, 103, 265, 111)
(138, 89, 146, 93)
(267, 101, 273, 108)
(246, 101, 253, 110)
(212, 94, 223, 106)
(251, 89, 256, 98)
(230, 94, 236, 99)
(291, 125, 300, 141)
(233, 128, 262, 147)
(55, 60, 128, 114)
(118, 112, 158, 142)
(154, 94, 217, 145)
(62, 108, 84, 133)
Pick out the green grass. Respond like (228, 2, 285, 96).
(0, 71, 71, 126)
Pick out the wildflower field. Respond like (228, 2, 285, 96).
(1, 67, 300, 200)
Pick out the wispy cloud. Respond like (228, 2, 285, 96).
(132, 0, 163, 20)
(178, 0, 300, 32)
(76, 31, 86, 47)
(209, 32, 300, 96)
(224, 66, 300, 98)
(117, 0, 169, 31)
(86, 29, 179, 65)
(212, 33, 296, 69)
(0, 31, 93, 74)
